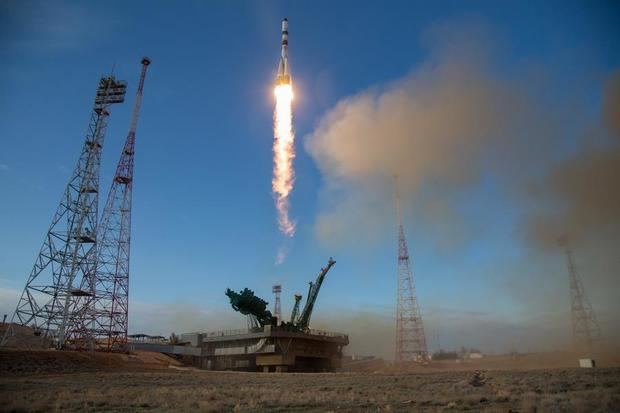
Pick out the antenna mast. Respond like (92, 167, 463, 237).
(272, 285, 282, 325)
(394, 176, 428, 362)
(87, 57, 151, 350)
(2, 75, 127, 348)
(558, 236, 601, 355)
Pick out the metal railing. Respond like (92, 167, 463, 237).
(307, 328, 348, 339)
(170, 326, 348, 340)
(201, 328, 253, 338)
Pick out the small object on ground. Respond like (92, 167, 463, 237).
(469, 370, 486, 387)
(579, 358, 595, 368)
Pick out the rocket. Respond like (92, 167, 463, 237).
(276, 18, 291, 85)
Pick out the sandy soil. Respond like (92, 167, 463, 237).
(343, 351, 620, 373)
(0, 349, 182, 376)
(1, 350, 619, 412)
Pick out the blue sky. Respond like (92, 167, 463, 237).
(1, 1, 619, 357)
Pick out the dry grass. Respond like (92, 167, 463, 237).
(0, 351, 619, 412)
(0, 349, 181, 376)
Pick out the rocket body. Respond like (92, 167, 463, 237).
(276, 18, 291, 85)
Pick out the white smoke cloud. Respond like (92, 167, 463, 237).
(305, 23, 567, 249)
(304, 21, 620, 355)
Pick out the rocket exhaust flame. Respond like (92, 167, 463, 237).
(272, 18, 296, 243)
(273, 83, 295, 237)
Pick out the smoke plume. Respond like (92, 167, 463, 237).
(273, 84, 296, 239)
(305, 24, 620, 349)
(306, 26, 619, 253)
(527, 71, 620, 247)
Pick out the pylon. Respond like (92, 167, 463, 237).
(394, 176, 428, 362)
(272, 285, 282, 325)
(558, 236, 601, 355)
(86, 58, 151, 350)
(2, 75, 127, 348)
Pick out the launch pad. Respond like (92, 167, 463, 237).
(126, 257, 349, 372)
(129, 325, 348, 372)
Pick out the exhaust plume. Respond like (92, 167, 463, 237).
(305, 24, 619, 252)
(306, 33, 548, 247)
(304, 22, 620, 344)
(526, 70, 620, 247)
(273, 83, 296, 237)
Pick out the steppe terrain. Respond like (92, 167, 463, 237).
(1, 349, 619, 412)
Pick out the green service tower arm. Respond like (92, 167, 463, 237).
(296, 257, 336, 330)
(290, 294, 302, 324)
(225, 288, 274, 327)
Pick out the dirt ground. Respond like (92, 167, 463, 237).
(1, 350, 619, 412)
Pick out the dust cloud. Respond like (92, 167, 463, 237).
(306, 25, 568, 248)
(304, 24, 620, 352)
(526, 71, 620, 247)
(305, 24, 619, 272)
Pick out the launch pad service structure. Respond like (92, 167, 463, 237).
(129, 258, 349, 372)
(2, 58, 150, 350)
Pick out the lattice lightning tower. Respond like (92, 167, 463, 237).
(272, 284, 282, 325)
(2, 75, 127, 348)
(88, 57, 151, 350)
(394, 177, 428, 362)
(558, 236, 601, 355)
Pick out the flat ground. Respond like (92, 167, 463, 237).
(1, 350, 619, 412)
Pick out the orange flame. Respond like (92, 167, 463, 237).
(273, 83, 296, 237)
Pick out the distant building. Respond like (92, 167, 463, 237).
(431, 350, 459, 360)
(351, 354, 376, 361)
(467, 351, 484, 359)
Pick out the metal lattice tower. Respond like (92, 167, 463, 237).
(290, 293, 302, 324)
(394, 177, 428, 362)
(2, 75, 127, 348)
(272, 285, 282, 325)
(558, 236, 601, 355)
(89, 57, 151, 350)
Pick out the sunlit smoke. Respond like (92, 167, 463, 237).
(275, 245, 288, 265)
(273, 83, 296, 238)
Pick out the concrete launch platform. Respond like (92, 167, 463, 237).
(128, 325, 349, 372)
